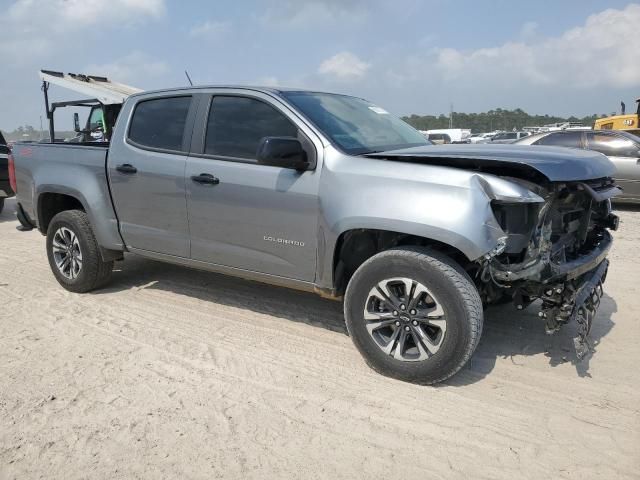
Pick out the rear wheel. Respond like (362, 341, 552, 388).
(0, 197, 4, 214)
(344, 247, 483, 385)
(46, 210, 113, 292)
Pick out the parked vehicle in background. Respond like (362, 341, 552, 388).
(490, 131, 531, 144)
(516, 129, 640, 203)
(424, 128, 471, 144)
(468, 132, 495, 144)
(12, 85, 620, 384)
(424, 132, 451, 144)
(0, 130, 14, 214)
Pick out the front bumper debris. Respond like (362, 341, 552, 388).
(491, 230, 613, 283)
(569, 260, 608, 359)
(539, 259, 609, 360)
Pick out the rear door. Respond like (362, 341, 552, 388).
(108, 94, 196, 257)
(185, 92, 322, 281)
(585, 131, 640, 200)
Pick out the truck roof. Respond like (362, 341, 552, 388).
(126, 85, 351, 99)
(40, 70, 143, 105)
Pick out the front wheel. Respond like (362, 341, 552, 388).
(46, 210, 114, 293)
(344, 247, 483, 385)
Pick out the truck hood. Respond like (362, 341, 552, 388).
(365, 144, 616, 182)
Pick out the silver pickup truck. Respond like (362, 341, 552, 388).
(11, 86, 620, 384)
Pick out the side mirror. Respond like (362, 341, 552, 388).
(257, 137, 309, 171)
(73, 113, 80, 132)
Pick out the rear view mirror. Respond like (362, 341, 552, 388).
(73, 113, 80, 132)
(257, 137, 309, 171)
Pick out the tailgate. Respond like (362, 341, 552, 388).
(0, 144, 10, 196)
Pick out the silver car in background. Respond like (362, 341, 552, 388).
(490, 131, 531, 144)
(516, 129, 640, 203)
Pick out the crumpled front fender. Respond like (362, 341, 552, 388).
(316, 152, 543, 289)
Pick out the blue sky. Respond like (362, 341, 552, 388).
(1, 0, 638, 131)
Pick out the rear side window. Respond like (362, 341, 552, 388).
(586, 132, 639, 157)
(205, 96, 298, 159)
(535, 132, 582, 148)
(128, 96, 191, 152)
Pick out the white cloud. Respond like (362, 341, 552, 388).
(261, 0, 368, 27)
(318, 52, 370, 80)
(7, 0, 165, 28)
(0, 0, 166, 63)
(189, 20, 231, 38)
(85, 52, 169, 86)
(434, 4, 640, 89)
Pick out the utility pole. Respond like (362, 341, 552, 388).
(449, 103, 453, 129)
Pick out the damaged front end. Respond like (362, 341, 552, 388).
(479, 177, 620, 359)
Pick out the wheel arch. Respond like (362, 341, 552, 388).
(326, 223, 476, 296)
(36, 187, 124, 262)
(37, 189, 88, 234)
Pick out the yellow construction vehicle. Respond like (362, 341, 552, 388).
(594, 99, 640, 136)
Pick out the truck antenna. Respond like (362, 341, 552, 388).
(185, 70, 193, 86)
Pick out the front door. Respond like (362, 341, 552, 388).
(185, 93, 321, 281)
(108, 95, 195, 257)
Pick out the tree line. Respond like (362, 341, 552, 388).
(402, 108, 608, 133)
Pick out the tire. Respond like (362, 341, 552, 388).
(344, 247, 483, 385)
(46, 210, 113, 293)
(0, 197, 4, 214)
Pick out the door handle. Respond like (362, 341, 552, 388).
(116, 163, 137, 174)
(191, 173, 220, 185)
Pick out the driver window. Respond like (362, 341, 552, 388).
(205, 96, 298, 160)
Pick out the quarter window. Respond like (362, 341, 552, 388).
(205, 96, 298, 159)
(586, 133, 639, 157)
(128, 96, 192, 152)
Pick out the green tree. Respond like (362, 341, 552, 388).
(403, 108, 599, 133)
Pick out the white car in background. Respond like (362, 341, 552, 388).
(468, 132, 497, 144)
(423, 128, 471, 143)
(490, 131, 531, 144)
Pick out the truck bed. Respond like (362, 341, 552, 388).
(13, 142, 123, 250)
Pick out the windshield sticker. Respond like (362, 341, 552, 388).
(368, 106, 389, 115)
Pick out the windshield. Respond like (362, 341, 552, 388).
(282, 92, 429, 155)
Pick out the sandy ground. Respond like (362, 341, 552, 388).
(0, 197, 639, 480)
